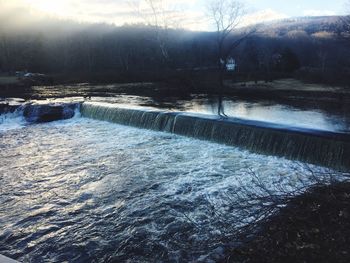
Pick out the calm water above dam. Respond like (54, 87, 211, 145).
(88, 95, 350, 133)
(2, 94, 350, 133)
(0, 115, 331, 262)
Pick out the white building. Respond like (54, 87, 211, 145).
(221, 57, 236, 71)
(226, 57, 236, 71)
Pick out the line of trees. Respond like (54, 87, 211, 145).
(0, 8, 349, 86)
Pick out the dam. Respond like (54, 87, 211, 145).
(0, 98, 349, 262)
(81, 102, 350, 172)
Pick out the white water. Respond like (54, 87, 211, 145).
(0, 116, 336, 262)
(0, 106, 81, 133)
(0, 109, 27, 133)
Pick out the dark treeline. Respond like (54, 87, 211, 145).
(0, 16, 349, 86)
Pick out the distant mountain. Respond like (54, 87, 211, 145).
(243, 16, 344, 37)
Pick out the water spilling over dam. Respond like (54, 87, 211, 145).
(0, 114, 336, 262)
(81, 102, 350, 172)
(1, 99, 349, 171)
(1, 98, 349, 262)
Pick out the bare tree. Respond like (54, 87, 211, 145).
(207, 0, 254, 116)
(346, 2, 350, 36)
(0, 36, 11, 71)
(134, 0, 183, 63)
(176, 165, 350, 254)
(337, 0, 350, 41)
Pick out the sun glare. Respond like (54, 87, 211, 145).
(26, 0, 66, 16)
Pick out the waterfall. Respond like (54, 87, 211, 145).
(81, 102, 350, 172)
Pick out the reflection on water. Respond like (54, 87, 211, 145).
(194, 100, 348, 132)
(90, 95, 350, 132)
(0, 118, 328, 262)
(2, 94, 348, 132)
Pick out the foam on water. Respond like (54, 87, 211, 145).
(0, 109, 27, 133)
(0, 117, 339, 262)
(81, 103, 350, 171)
(0, 104, 81, 133)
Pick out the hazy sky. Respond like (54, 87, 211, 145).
(245, 0, 346, 16)
(1, 0, 348, 31)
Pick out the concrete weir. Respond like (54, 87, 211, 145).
(81, 102, 350, 172)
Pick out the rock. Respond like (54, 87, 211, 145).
(0, 103, 20, 114)
(23, 103, 76, 123)
(0, 103, 8, 114)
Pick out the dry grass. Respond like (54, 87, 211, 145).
(226, 181, 350, 263)
(226, 78, 348, 93)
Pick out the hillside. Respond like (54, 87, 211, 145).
(0, 14, 349, 86)
(251, 16, 343, 36)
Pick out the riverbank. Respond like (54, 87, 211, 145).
(2, 78, 350, 132)
(1, 78, 349, 115)
(226, 181, 350, 263)
(1, 78, 349, 98)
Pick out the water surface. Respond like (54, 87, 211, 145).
(0, 117, 329, 262)
(87, 95, 350, 132)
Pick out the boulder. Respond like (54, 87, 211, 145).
(23, 103, 76, 123)
(0, 103, 20, 114)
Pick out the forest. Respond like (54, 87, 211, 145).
(0, 14, 350, 87)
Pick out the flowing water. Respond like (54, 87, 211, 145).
(80, 103, 350, 171)
(0, 113, 332, 262)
